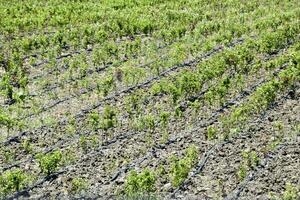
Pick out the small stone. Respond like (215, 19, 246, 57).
(163, 183, 172, 192)
(116, 175, 125, 185)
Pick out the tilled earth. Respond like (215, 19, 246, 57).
(173, 89, 300, 200)
(1, 2, 300, 198)
(5, 70, 299, 200)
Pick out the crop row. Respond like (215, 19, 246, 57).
(1, 27, 298, 198)
(1, 20, 298, 165)
(4, 55, 298, 199)
(1, 5, 298, 143)
(1, 1, 300, 198)
(1, 0, 298, 109)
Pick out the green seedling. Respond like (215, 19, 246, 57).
(36, 150, 62, 176)
(0, 169, 28, 196)
(170, 145, 198, 187)
(125, 169, 156, 196)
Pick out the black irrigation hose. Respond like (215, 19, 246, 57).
(73, 38, 245, 119)
(3, 51, 297, 200)
(1, 39, 249, 174)
(28, 25, 221, 94)
(29, 39, 172, 96)
(28, 33, 149, 68)
(178, 38, 296, 111)
(22, 33, 151, 62)
(190, 62, 290, 129)
(4, 34, 295, 175)
(30, 47, 92, 67)
(21, 33, 151, 64)
(169, 86, 299, 198)
(0, 34, 153, 93)
(6, 171, 66, 200)
(22, 44, 70, 61)
(5, 18, 151, 42)
(1, 37, 246, 147)
(1, 37, 295, 176)
(224, 139, 299, 200)
(108, 61, 292, 185)
(4, 30, 56, 41)
(21, 46, 171, 120)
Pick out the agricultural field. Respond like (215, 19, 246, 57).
(0, 0, 300, 199)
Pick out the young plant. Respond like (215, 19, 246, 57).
(142, 115, 155, 131)
(100, 105, 117, 130)
(96, 74, 115, 97)
(87, 106, 117, 131)
(238, 150, 260, 181)
(0, 169, 28, 196)
(242, 150, 260, 169)
(159, 111, 170, 129)
(123, 65, 146, 86)
(0, 111, 15, 139)
(1, 147, 15, 164)
(22, 139, 33, 154)
(87, 111, 101, 131)
(207, 126, 217, 140)
(237, 164, 247, 181)
(124, 168, 156, 196)
(134, 114, 156, 132)
(169, 145, 198, 187)
(71, 178, 88, 194)
(282, 183, 299, 200)
(79, 135, 98, 153)
(124, 92, 143, 118)
(36, 150, 62, 176)
(0, 74, 14, 104)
